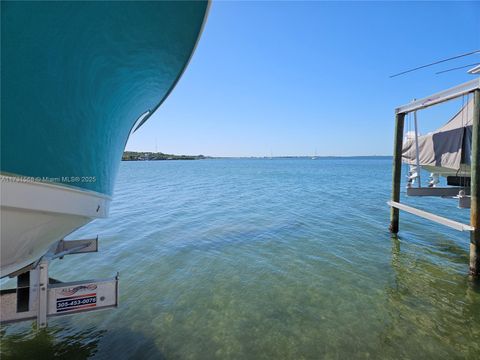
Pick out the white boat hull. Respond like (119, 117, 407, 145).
(0, 176, 110, 277)
(422, 164, 470, 178)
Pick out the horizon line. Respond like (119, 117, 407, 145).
(123, 150, 392, 158)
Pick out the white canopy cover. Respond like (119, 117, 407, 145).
(402, 99, 474, 172)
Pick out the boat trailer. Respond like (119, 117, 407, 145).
(0, 237, 118, 328)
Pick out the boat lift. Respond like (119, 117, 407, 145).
(0, 237, 118, 328)
(388, 77, 480, 276)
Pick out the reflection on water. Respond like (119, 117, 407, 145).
(1, 159, 479, 359)
(385, 235, 480, 359)
(0, 325, 105, 359)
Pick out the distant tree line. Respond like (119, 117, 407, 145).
(122, 151, 207, 161)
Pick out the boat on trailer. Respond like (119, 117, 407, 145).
(1, 1, 209, 326)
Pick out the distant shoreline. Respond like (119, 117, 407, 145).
(122, 151, 208, 161)
(123, 152, 391, 161)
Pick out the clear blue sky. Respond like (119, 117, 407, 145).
(126, 1, 480, 157)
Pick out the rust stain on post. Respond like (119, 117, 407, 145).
(390, 112, 405, 234)
(470, 89, 480, 276)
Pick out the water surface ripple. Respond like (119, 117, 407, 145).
(1, 158, 479, 359)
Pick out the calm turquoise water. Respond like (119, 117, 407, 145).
(1, 158, 479, 359)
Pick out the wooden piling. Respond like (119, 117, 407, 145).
(390, 111, 405, 234)
(470, 89, 480, 276)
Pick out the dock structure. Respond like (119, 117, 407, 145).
(389, 111, 405, 234)
(388, 78, 480, 276)
(471, 89, 480, 275)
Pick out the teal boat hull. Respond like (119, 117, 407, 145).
(0, 0, 208, 276)
(1, 0, 209, 196)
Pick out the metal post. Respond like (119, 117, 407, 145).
(413, 111, 421, 187)
(390, 111, 405, 233)
(37, 260, 48, 328)
(470, 89, 480, 276)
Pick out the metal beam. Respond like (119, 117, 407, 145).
(388, 201, 474, 232)
(406, 187, 469, 197)
(396, 78, 480, 114)
(468, 64, 480, 74)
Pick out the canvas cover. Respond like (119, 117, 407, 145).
(402, 99, 474, 171)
